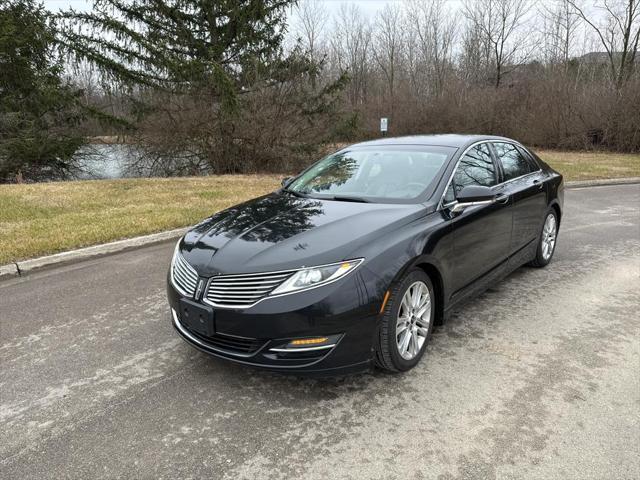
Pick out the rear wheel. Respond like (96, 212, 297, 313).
(375, 269, 435, 372)
(530, 209, 558, 267)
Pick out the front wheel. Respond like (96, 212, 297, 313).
(530, 209, 558, 268)
(374, 269, 435, 372)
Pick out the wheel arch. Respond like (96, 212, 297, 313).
(385, 256, 447, 327)
(549, 201, 562, 226)
(415, 262, 446, 326)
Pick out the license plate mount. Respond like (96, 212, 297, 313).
(179, 299, 214, 337)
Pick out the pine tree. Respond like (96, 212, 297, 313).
(59, 0, 295, 111)
(59, 0, 346, 174)
(0, 0, 86, 182)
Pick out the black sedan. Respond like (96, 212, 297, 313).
(167, 135, 563, 374)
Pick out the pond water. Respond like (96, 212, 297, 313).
(74, 144, 131, 179)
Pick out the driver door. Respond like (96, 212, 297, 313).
(443, 143, 513, 296)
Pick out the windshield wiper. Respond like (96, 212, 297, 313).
(282, 188, 308, 198)
(329, 195, 370, 203)
(284, 190, 369, 203)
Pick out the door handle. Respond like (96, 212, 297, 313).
(533, 179, 544, 190)
(495, 194, 509, 204)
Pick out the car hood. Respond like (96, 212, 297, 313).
(180, 192, 429, 275)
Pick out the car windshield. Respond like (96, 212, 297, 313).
(286, 145, 455, 202)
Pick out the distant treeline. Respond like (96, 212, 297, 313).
(288, 0, 640, 154)
(1, 0, 639, 182)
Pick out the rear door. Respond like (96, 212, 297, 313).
(443, 142, 513, 294)
(491, 142, 547, 256)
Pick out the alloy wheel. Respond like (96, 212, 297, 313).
(396, 281, 431, 360)
(541, 213, 557, 260)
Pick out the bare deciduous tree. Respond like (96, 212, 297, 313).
(463, 0, 532, 87)
(293, 0, 328, 62)
(540, 0, 583, 64)
(372, 4, 405, 110)
(568, 0, 640, 90)
(407, 0, 457, 95)
(460, 19, 493, 85)
(330, 3, 372, 106)
(292, 0, 329, 89)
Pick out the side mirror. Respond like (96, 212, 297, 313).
(281, 177, 293, 187)
(450, 185, 496, 213)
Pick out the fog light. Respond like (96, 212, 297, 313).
(268, 334, 341, 353)
(289, 337, 329, 346)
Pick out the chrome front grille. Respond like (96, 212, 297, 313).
(171, 253, 199, 297)
(204, 270, 296, 308)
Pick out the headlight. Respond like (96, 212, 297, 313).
(270, 259, 363, 295)
(170, 238, 181, 267)
(169, 237, 183, 288)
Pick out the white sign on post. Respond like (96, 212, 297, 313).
(380, 117, 388, 133)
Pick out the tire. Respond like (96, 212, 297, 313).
(374, 269, 435, 372)
(530, 208, 559, 268)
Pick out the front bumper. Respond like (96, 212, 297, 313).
(167, 272, 379, 375)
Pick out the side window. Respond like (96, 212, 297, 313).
(445, 144, 496, 203)
(517, 145, 540, 170)
(494, 142, 535, 181)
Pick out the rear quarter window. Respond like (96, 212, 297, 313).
(493, 142, 535, 181)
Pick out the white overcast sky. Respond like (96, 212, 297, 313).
(42, 0, 605, 55)
(42, 0, 405, 15)
(42, 0, 605, 25)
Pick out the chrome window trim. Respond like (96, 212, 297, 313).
(437, 140, 496, 211)
(491, 141, 542, 184)
(438, 140, 542, 211)
(495, 169, 542, 187)
(515, 143, 544, 171)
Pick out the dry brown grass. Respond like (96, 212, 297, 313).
(537, 150, 640, 181)
(0, 175, 280, 264)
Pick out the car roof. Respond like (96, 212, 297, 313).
(348, 134, 518, 149)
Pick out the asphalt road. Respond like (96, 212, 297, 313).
(1, 184, 639, 480)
